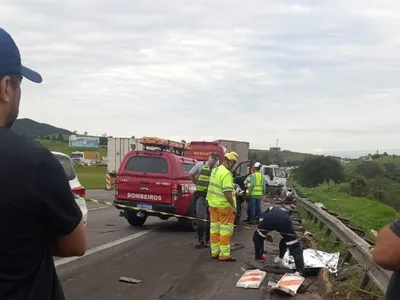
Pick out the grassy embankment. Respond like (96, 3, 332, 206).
(296, 183, 398, 235)
(37, 139, 107, 189)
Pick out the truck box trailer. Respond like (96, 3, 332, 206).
(107, 137, 143, 176)
(213, 139, 250, 164)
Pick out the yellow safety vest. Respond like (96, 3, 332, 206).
(206, 165, 236, 208)
(250, 171, 264, 196)
(196, 163, 212, 192)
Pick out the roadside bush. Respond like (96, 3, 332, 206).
(355, 161, 384, 179)
(294, 155, 344, 187)
(350, 176, 368, 197)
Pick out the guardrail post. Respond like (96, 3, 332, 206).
(319, 220, 324, 229)
(340, 251, 353, 267)
(360, 272, 370, 289)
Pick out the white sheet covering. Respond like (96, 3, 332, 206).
(282, 248, 340, 274)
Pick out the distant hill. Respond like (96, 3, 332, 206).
(249, 148, 309, 166)
(12, 118, 72, 139)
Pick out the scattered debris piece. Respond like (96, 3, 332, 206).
(282, 249, 340, 275)
(314, 203, 326, 210)
(268, 281, 277, 287)
(371, 229, 378, 237)
(119, 277, 142, 284)
(98, 229, 119, 234)
(245, 259, 294, 274)
(304, 231, 314, 237)
(231, 242, 245, 252)
(271, 273, 305, 296)
(236, 269, 266, 289)
(105, 224, 116, 226)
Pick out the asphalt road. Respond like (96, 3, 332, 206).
(56, 190, 323, 300)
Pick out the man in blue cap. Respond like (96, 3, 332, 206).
(0, 28, 87, 300)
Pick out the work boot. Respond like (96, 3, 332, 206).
(196, 226, 204, 249)
(195, 240, 204, 249)
(204, 241, 210, 248)
(205, 228, 210, 245)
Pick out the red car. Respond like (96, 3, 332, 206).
(114, 138, 198, 230)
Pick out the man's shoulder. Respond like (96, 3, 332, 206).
(0, 130, 53, 163)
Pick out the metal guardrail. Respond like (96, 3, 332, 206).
(295, 195, 392, 294)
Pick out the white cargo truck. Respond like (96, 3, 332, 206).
(107, 137, 143, 176)
(213, 139, 250, 164)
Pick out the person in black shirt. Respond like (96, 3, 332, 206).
(253, 206, 305, 275)
(0, 28, 87, 300)
(373, 219, 400, 300)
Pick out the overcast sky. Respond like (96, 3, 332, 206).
(2, 0, 400, 157)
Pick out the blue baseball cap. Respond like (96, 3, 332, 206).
(0, 28, 42, 83)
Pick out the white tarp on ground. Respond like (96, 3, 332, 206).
(282, 249, 340, 274)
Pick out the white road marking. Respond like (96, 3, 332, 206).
(88, 206, 110, 211)
(55, 230, 151, 267)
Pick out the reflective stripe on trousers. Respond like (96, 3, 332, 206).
(209, 206, 235, 260)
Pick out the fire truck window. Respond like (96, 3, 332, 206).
(125, 156, 168, 174)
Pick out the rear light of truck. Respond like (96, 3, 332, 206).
(72, 186, 86, 198)
(171, 184, 182, 201)
(115, 177, 120, 196)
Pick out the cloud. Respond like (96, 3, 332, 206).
(1, 0, 400, 155)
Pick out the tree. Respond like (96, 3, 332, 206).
(84, 131, 88, 136)
(259, 153, 271, 165)
(295, 155, 344, 187)
(57, 133, 64, 142)
(355, 161, 384, 179)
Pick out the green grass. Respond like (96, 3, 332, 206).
(34, 139, 108, 189)
(74, 165, 107, 189)
(36, 139, 107, 157)
(296, 183, 398, 233)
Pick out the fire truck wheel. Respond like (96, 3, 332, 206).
(126, 210, 147, 226)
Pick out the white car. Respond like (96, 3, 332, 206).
(52, 151, 88, 225)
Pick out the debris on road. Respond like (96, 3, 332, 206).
(282, 249, 340, 274)
(236, 269, 266, 289)
(98, 229, 119, 234)
(271, 273, 305, 296)
(245, 258, 294, 274)
(118, 277, 142, 284)
(230, 242, 245, 252)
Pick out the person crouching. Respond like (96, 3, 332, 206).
(252, 206, 305, 275)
